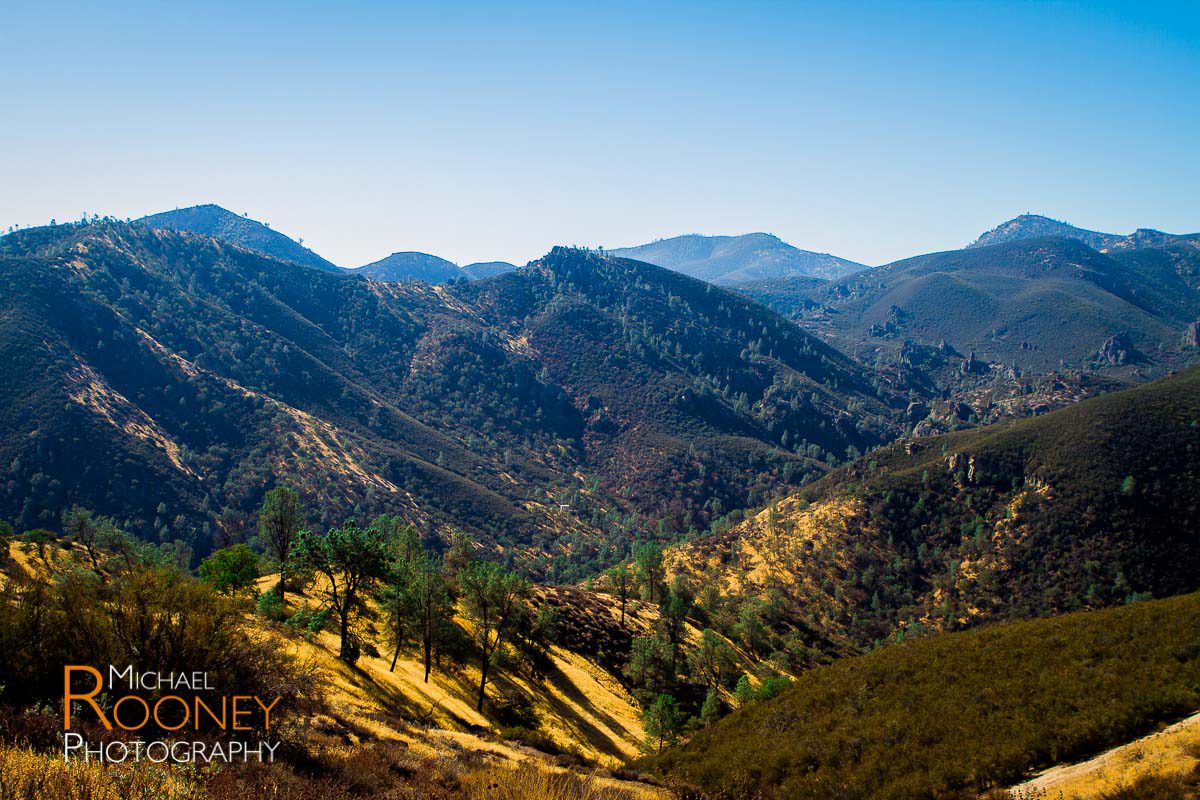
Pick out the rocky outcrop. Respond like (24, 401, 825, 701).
(960, 351, 988, 375)
(1096, 332, 1144, 365)
(1184, 320, 1200, 349)
(906, 400, 930, 422)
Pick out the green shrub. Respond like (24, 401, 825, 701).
(256, 587, 287, 621)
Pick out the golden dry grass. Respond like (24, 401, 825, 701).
(460, 761, 662, 800)
(1010, 711, 1200, 799)
(0, 744, 201, 800)
(258, 572, 650, 765)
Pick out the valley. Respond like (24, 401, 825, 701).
(1, 209, 1199, 800)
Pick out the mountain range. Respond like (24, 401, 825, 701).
(139, 206, 869, 286)
(5, 203, 1200, 797)
(0, 220, 897, 580)
(741, 229, 1200, 375)
(138, 204, 520, 284)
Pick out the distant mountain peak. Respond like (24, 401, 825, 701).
(461, 260, 519, 280)
(969, 214, 1196, 253)
(138, 204, 341, 273)
(610, 232, 866, 284)
(353, 250, 463, 283)
(969, 214, 1116, 251)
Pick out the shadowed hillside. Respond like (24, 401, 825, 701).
(0, 221, 898, 575)
(647, 591, 1200, 800)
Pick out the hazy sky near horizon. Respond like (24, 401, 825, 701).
(2, 1, 1197, 268)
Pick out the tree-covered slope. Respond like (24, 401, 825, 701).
(648, 591, 1200, 800)
(0, 222, 899, 575)
(668, 365, 1200, 661)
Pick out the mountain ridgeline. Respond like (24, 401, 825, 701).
(141, 204, 519, 284)
(969, 212, 1198, 252)
(139, 205, 342, 273)
(741, 231, 1200, 375)
(0, 220, 898, 578)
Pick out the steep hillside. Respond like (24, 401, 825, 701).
(139, 204, 341, 272)
(648, 591, 1200, 800)
(610, 233, 866, 284)
(667, 366, 1200, 660)
(354, 251, 465, 283)
(743, 236, 1200, 374)
(0, 537, 671, 799)
(0, 222, 898, 574)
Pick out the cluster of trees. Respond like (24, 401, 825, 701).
(0, 488, 548, 718)
(597, 542, 790, 752)
(196, 488, 539, 714)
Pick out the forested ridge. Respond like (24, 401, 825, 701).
(0, 220, 898, 580)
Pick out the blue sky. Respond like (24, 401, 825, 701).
(1, 1, 1197, 267)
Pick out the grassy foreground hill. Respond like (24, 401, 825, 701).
(0, 536, 673, 799)
(647, 591, 1200, 800)
(667, 365, 1200, 663)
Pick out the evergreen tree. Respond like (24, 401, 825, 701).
(635, 542, 666, 604)
(459, 559, 530, 712)
(294, 520, 392, 662)
(258, 488, 301, 604)
(607, 563, 633, 626)
(643, 692, 683, 753)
